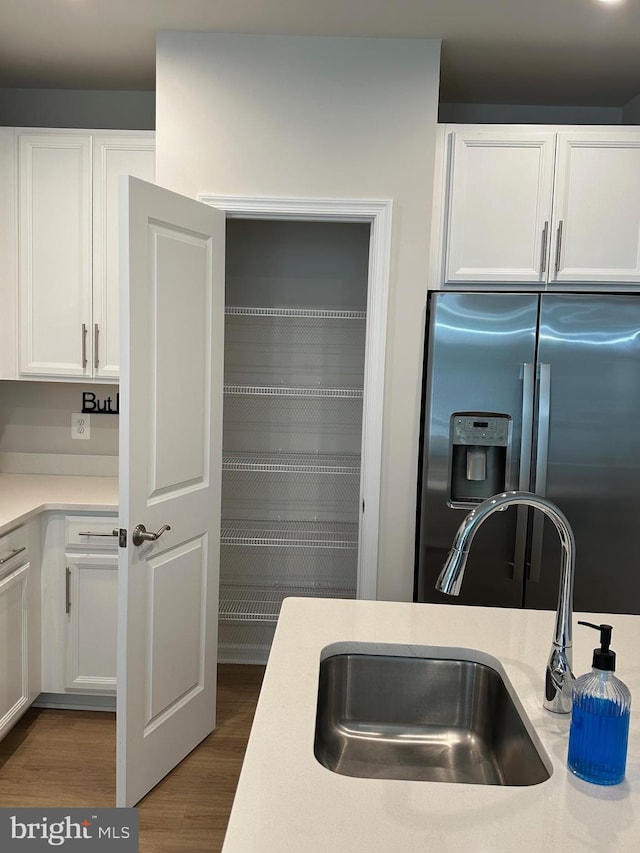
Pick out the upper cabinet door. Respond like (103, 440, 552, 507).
(92, 135, 155, 379)
(0, 128, 17, 380)
(444, 130, 556, 283)
(551, 132, 640, 283)
(18, 133, 92, 376)
(17, 129, 155, 381)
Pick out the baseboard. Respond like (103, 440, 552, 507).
(218, 644, 270, 665)
(33, 692, 117, 712)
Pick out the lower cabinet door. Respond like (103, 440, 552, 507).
(0, 562, 30, 738)
(65, 553, 117, 692)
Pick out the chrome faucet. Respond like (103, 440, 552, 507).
(436, 491, 575, 714)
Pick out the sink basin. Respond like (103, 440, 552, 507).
(314, 648, 551, 786)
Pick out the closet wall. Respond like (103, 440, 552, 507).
(156, 33, 442, 602)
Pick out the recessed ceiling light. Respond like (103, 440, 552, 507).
(597, 0, 624, 5)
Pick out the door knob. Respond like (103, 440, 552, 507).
(132, 524, 171, 547)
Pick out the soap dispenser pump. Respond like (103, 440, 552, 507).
(567, 621, 631, 785)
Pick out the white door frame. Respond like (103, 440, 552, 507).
(197, 194, 392, 600)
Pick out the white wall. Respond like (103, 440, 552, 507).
(0, 380, 119, 462)
(156, 33, 441, 601)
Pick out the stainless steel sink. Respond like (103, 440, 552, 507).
(314, 650, 551, 786)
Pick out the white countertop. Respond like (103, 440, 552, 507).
(223, 597, 640, 852)
(0, 473, 119, 534)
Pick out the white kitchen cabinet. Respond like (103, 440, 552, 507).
(18, 129, 155, 379)
(63, 515, 118, 693)
(553, 132, 640, 283)
(441, 126, 640, 286)
(444, 130, 556, 283)
(64, 554, 117, 692)
(0, 128, 18, 379)
(40, 512, 118, 701)
(0, 522, 40, 741)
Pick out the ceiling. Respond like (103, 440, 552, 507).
(1, 0, 640, 107)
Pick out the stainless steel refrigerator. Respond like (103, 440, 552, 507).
(415, 291, 640, 615)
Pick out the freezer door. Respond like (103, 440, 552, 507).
(417, 292, 538, 607)
(527, 295, 640, 614)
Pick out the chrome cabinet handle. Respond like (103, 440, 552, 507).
(554, 220, 563, 275)
(540, 221, 549, 276)
(66, 567, 71, 614)
(0, 546, 26, 565)
(94, 323, 99, 369)
(79, 530, 119, 537)
(81, 323, 88, 368)
(132, 524, 171, 547)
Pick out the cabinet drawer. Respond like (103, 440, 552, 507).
(64, 516, 119, 550)
(0, 526, 29, 579)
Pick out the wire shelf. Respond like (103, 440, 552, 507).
(224, 311, 366, 385)
(218, 583, 356, 623)
(222, 452, 361, 475)
(223, 392, 363, 455)
(222, 465, 360, 523)
(220, 544, 357, 589)
(225, 306, 366, 320)
(220, 520, 359, 549)
(224, 384, 363, 399)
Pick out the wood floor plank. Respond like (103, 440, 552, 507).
(0, 664, 265, 851)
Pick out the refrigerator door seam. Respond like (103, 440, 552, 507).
(513, 362, 536, 584)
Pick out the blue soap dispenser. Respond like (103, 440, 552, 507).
(567, 620, 631, 785)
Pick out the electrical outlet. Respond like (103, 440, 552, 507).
(71, 412, 91, 440)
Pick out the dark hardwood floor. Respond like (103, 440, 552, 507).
(0, 664, 265, 852)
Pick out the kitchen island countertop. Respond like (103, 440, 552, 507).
(0, 472, 118, 534)
(223, 596, 640, 852)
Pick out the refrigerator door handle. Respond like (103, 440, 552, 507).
(513, 363, 536, 583)
(529, 362, 551, 582)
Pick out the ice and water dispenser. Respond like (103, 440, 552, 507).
(448, 413, 511, 507)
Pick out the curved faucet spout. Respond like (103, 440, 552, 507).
(435, 491, 575, 713)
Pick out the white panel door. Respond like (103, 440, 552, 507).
(92, 135, 156, 378)
(551, 132, 640, 283)
(18, 133, 92, 376)
(117, 176, 225, 807)
(444, 130, 556, 283)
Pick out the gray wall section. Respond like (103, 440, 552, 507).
(0, 88, 155, 129)
(2, 88, 634, 131)
(0, 381, 119, 456)
(438, 102, 625, 125)
(622, 93, 640, 124)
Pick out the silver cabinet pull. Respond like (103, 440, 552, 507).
(65, 567, 71, 614)
(132, 524, 171, 547)
(94, 323, 99, 369)
(0, 546, 26, 564)
(81, 323, 88, 368)
(554, 220, 564, 275)
(540, 221, 549, 276)
(79, 530, 119, 537)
